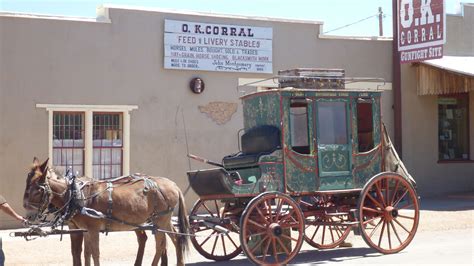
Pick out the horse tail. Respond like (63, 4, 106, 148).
(177, 188, 190, 256)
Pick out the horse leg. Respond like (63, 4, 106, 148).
(160, 249, 168, 266)
(70, 228, 83, 266)
(166, 223, 184, 266)
(84, 230, 100, 266)
(83, 232, 92, 266)
(151, 232, 167, 266)
(134, 230, 147, 266)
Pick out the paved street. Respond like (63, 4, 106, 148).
(1, 193, 473, 265)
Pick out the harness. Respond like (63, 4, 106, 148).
(29, 171, 174, 235)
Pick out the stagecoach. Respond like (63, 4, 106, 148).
(187, 68, 420, 265)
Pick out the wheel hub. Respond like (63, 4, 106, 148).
(384, 206, 398, 221)
(269, 223, 282, 237)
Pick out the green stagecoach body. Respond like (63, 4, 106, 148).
(189, 87, 385, 196)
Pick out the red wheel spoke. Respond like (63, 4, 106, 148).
(274, 197, 284, 222)
(329, 226, 335, 243)
(397, 214, 415, 220)
(199, 230, 217, 246)
(321, 225, 326, 245)
(387, 220, 392, 249)
(390, 221, 403, 245)
(272, 237, 279, 264)
(385, 178, 390, 206)
(249, 230, 267, 238)
(397, 202, 414, 210)
(279, 208, 297, 224)
(393, 188, 409, 207)
(393, 217, 411, 234)
(282, 233, 300, 242)
(390, 180, 400, 206)
(369, 218, 384, 238)
(262, 236, 271, 263)
(256, 206, 270, 226)
(363, 216, 381, 226)
(378, 220, 386, 247)
(202, 202, 215, 218)
(276, 236, 291, 255)
(221, 235, 227, 255)
(363, 206, 383, 214)
(250, 235, 269, 254)
(211, 234, 219, 255)
(214, 200, 221, 218)
(281, 221, 300, 229)
(247, 218, 266, 230)
(375, 181, 386, 208)
(366, 193, 385, 209)
(226, 234, 239, 249)
(310, 224, 321, 242)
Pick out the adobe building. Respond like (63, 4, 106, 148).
(0, 3, 472, 229)
(401, 3, 474, 196)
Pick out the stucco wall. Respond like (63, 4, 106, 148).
(0, 7, 392, 228)
(401, 4, 474, 197)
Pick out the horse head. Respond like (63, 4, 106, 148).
(23, 157, 52, 221)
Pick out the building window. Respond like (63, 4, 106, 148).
(357, 99, 374, 152)
(289, 99, 310, 154)
(52, 112, 85, 176)
(37, 104, 137, 179)
(93, 113, 123, 179)
(438, 95, 469, 161)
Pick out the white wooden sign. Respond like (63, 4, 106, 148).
(164, 20, 273, 73)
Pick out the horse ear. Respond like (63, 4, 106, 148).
(39, 158, 49, 173)
(33, 157, 40, 167)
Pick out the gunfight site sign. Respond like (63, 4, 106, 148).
(398, 0, 446, 63)
(164, 20, 273, 73)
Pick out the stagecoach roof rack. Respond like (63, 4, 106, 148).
(237, 69, 387, 94)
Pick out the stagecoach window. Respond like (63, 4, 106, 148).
(290, 100, 310, 154)
(93, 113, 123, 179)
(438, 95, 469, 161)
(52, 112, 85, 176)
(357, 100, 374, 152)
(317, 102, 348, 145)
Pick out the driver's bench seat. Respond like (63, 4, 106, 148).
(222, 125, 281, 169)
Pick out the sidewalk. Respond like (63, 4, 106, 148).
(420, 191, 474, 211)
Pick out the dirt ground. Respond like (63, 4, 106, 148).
(1, 193, 473, 265)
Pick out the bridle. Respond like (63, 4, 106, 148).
(25, 168, 73, 225)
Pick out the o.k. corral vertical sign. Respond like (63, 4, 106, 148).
(164, 20, 273, 73)
(398, 0, 446, 63)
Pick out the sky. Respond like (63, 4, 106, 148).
(0, 0, 469, 37)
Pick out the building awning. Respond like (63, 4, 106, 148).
(416, 56, 474, 95)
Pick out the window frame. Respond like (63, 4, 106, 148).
(437, 94, 470, 162)
(37, 104, 137, 178)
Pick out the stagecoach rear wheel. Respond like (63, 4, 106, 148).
(358, 172, 420, 254)
(189, 199, 242, 261)
(240, 192, 304, 265)
(304, 213, 351, 249)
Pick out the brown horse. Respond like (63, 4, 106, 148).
(23, 158, 189, 266)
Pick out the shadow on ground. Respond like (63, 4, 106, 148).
(187, 247, 384, 265)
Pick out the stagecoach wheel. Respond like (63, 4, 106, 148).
(358, 172, 420, 254)
(240, 192, 304, 265)
(304, 213, 351, 249)
(189, 199, 242, 261)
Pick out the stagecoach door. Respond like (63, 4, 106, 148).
(315, 98, 352, 189)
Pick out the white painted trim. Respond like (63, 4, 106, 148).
(123, 111, 131, 176)
(37, 104, 138, 179)
(48, 111, 53, 167)
(36, 104, 138, 112)
(85, 111, 93, 177)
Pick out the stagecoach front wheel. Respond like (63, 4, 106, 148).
(240, 192, 304, 265)
(358, 172, 420, 254)
(189, 199, 242, 261)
